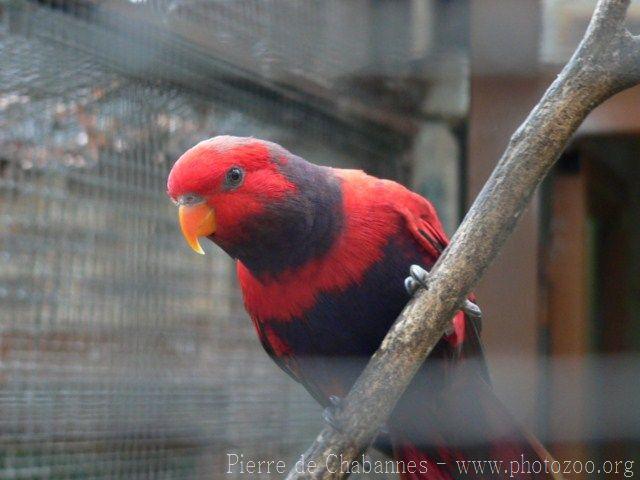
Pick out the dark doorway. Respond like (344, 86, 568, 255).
(542, 136, 640, 473)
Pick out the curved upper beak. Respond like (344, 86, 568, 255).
(178, 203, 216, 255)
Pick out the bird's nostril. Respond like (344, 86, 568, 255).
(178, 193, 203, 206)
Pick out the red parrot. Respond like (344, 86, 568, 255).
(167, 136, 554, 479)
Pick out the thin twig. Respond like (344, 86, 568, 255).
(285, 1, 640, 479)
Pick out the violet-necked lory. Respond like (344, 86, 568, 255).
(167, 136, 554, 479)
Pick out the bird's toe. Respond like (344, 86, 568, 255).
(405, 264, 430, 296)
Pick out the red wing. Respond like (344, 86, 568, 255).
(388, 183, 483, 348)
(335, 169, 449, 261)
(385, 181, 450, 261)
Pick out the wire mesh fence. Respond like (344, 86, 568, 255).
(0, 1, 466, 478)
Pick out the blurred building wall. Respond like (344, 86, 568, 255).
(469, 0, 640, 470)
(468, 0, 546, 431)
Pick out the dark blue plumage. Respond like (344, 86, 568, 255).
(215, 155, 344, 277)
(267, 233, 436, 398)
(168, 136, 556, 479)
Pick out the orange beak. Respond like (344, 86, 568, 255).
(178, 203, 216, 255)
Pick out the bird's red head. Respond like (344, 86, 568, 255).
(166, 136, 296, 255)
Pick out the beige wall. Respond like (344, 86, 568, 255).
(469, 0, 546, 430)
(468, 0, 640, 457)
(467, 76, 546, 428)
(579, 84, 640, 136)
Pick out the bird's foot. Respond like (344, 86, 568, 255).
(405, 264, 454, 334)
(404, 264, 482, 334)
(462, 299, 482, 320)
(404, 264, 429, 296)
(322, 395, 343, 432)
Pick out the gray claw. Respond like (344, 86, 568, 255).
(409, 264, 429, 287)
(404, 264, 480, 336)
(404, 277, 418, 295)
(463, 300, 482, 319)
(405, 264, 430, 296)
(323, 395, 343, 432)
(323, 408, 342, 432)
(405, 264, 462, 336)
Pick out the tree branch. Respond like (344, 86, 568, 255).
(285, 1, 640, 479)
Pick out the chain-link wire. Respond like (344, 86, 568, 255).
(0, 1, 461, 478)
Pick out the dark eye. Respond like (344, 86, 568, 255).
(225, 166, 244, 188)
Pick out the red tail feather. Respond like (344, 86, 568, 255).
(391, 378, 558, 480)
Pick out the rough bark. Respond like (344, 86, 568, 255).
(285, 1, 640, 479)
